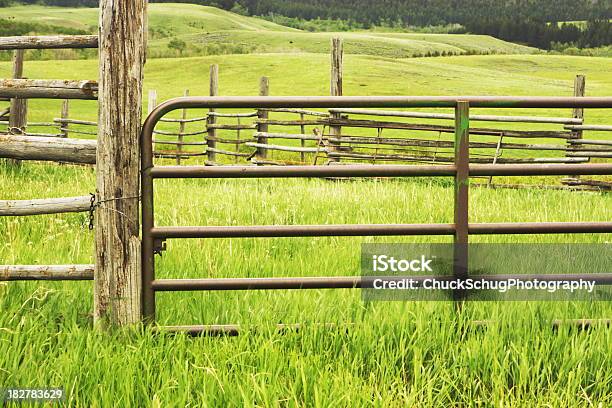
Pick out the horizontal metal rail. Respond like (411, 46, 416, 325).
(147, 164, 612, 179)
(144, 96, 612, 113)
(141, 95, 612, 327)
(151, 274, 612, 291)
(149, 222, 612, 239)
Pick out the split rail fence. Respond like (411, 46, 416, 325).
(2, 42, 611, 190)
(0, 35, 98, 280)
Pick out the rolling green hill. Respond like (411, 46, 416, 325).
(0, 3, 537, 59)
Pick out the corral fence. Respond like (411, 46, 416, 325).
(140, 96, 612, 334)
(2, 39, 611, 190)
(2, 30, 612, 331)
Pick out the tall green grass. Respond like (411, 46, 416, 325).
(1, 162, 610, 406)
(0, 38, 611, 406)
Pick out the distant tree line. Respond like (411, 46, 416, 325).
(461, 19, 611, 49)
(3, 0, 611, 49)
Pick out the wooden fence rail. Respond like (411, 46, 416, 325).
(0, 79, 98, 100)
(0, 196, 91, 216)
(330, 108, 583, 125)
(0, 265, 94, 281)
(0, 35, 98, 50)
(0, 134, 96, 164)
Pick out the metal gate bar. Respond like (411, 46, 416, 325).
(141, 96, 612, 326)
(151, 274, 612, 292)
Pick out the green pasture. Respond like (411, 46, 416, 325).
(0, 3, 535, 59)
(1, 161, 611, 405)
(0, 17, 611, 405)
(1, 53, 610, 168)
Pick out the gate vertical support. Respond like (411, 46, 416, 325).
(256, 76, 270, 162)
(142, 152, 155, 324)
(453, 101, 470, 302)
(207, 64, 218, 164)
(95, 0, 147, 328)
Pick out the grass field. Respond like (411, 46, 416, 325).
(1, 6, 612, 405)
(0, 4, 536, 59)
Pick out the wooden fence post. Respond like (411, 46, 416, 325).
(7, 49, 27, 166)
(567, 74, 586, 183)
(256, 76, 270, 162)
(95, 0, 147, 327)
(329, 38, 343, 163)
(59, 100, 69, 138)
(177, 89, 188, 165)
(207, 64, 218, 164)
(9, 50, 27, 135)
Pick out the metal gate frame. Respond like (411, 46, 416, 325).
(141, 96, 612, 333)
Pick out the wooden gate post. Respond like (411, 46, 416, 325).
(328, 38, 343, 163)
(256, 76, 269, 162)
(207, 64, 218, 164)
(95, 0, 147, 327)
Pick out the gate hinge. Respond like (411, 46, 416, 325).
(153, 238, 167, 256)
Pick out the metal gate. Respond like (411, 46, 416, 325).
(141, 96, 612, 334)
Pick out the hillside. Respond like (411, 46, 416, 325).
(0, 3, 536, 59)
(1, 53, 609, 127)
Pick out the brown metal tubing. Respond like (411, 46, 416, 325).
(453, 102, 470, 300)
(151, 224, 456, 238)
(148, 164, 455, 179)
(140, 96, 612, 325)
(152, 276, 361, 291)
(145, 97, 612, 115)
(469, 222, 612, 234)
(150, 222, 612, 239)
(147, 163, 612, 179)
(152, 273, 612, 292)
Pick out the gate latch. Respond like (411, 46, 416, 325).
(153, 238, 167, 256)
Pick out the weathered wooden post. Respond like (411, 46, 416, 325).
(177, 89, 189, 165)
(255, 76, 269, 162)
(94, 0, 147, 327)
(328, 38, 343, 163)
(59, 100, 69, 138)
(207, 64, 218, 164)
(567, 74, 586, 184)
(7, 49, 27, 166)
(9, 49, 27, 136)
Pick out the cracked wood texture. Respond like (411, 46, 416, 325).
(95, 0, 147, 327)
(0, 134, 96, 164)
(0, 35, 98, 50)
